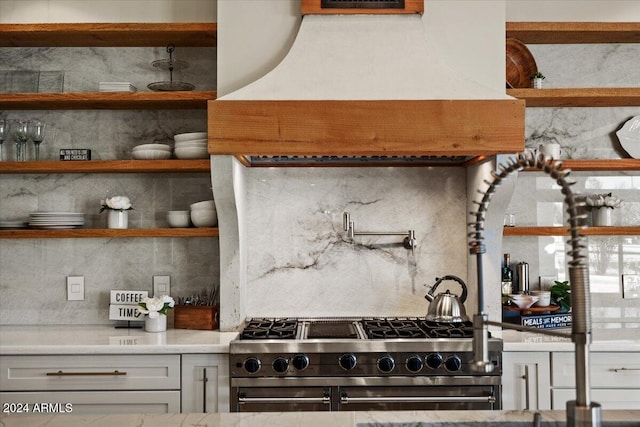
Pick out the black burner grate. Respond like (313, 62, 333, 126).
(418, 320, 475, 338)
(240, 318, 298, 340)
(362, 318, 427, 339)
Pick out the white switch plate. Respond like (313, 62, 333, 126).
(153, 275, 171, 297)
(67, 276, 84, 301)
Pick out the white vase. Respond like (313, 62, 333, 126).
(145, 315, 167, 332)
(108, 210, 128, 229)
(532, 77, 544, 89)
(592, 208, 612, 226)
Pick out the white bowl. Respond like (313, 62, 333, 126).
(509, 295, 540, 309)
(175, 142, 207, 149)
(174, 132, 207, 142)
(531, 290, 552, 307)
(133, 143, 172, 152)
(174, 146, 209, 159)
(174, 139, 209, 147)
(190, 200, 215, 210)
(616, 115, 640, 159)
(190, 209, 217, 227)
(166, 210, 191, 228)
(132, 149, 172, 160)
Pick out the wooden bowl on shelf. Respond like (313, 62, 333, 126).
(506, 38, 538, 89)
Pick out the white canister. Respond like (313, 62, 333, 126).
(145, 315, 167, 332)
(107, 210, 128, 229)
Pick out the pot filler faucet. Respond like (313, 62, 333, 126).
(343, 212, 417, 252)
(469, 152, 601, 427)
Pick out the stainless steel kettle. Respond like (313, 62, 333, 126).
(425, 275, 469, 322)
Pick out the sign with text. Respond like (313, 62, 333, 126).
(109, 290, 148, 321)
(521, 313, 572, 329)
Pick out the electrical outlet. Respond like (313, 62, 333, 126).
(153, 275, 171, 297)
(67, 276, 84, 301)
(622, 275, 640, 299)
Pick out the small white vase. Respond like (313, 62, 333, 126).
(532, 77, 544, 89)
(145, 315, 167, 332)
(108, 210, 128, 229)
(592, 208, 612, 226)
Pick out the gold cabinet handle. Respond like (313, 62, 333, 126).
(46, 370, 127, 376)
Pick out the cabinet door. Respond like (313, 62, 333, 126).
(552, 352, 640, 388)
(552, 389, 640, 410)
(502, 352, 551, 410)
(0, 391, 180, 414)
(181, 354, 229, 413)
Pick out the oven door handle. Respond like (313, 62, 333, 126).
(238, 395, 331, 405)
(340, 395, 496, 404)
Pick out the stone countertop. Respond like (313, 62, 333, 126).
(1, 323, 639, 355)
(1, 410, 640, 427)
(499, 323, 640, 352)
(0, 325, 238, 355)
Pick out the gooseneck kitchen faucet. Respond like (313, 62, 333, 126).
(468, 152, 601, 427)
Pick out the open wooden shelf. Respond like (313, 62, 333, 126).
(0, 159, 210, 174)
(507, 88, 640, 107)
(506, 22, 640, 44)
(0, 91, 217, 110)
(0, 23, 217, 47)
(503, 226, 640, 237)
(0, 227, 219, 239)
(522, 159, 640, 172)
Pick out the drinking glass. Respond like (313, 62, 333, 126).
(12, 120, 29, 161)
(28, 120, 46, 160)
(0, 117, 7, 161)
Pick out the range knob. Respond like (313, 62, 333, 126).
(272, 357, 289, 373)
(243, 357, 261, 374)
(377, 355, 395, 373)
(425, 353, 443, 369)
(406, 355, 424, 373)
(444, 355, 462, 372)
(339, 353, 357, 371)
(292, 354, 310, 371)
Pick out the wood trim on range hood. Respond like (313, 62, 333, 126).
(207, 99, 525, 163)
(301, 0, 424, 15)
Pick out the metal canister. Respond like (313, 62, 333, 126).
(516, 262, 529, 294)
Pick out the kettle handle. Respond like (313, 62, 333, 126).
(428, 275, 468, 303)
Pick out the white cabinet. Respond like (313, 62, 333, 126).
(502, 352, 551, 410)
(181, 354, 229, 413)
(551, 352, 640, 410)
(0, 354, 181, 414)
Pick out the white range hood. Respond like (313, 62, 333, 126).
(208, 0, 524, 166)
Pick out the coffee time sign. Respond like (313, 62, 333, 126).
(109, 290, 149, 321)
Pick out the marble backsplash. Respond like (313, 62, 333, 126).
(0, 46, 216, 325)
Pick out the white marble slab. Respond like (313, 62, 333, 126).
(0, 325, 237, 354)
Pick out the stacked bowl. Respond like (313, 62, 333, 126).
(166, 210, 191, 228)
(508, 293, 540, 309)
(132, 143, 172, 160)
(174, 132, 208, 159)
(190, 199, 217, 227)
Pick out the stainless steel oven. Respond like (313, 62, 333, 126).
(229, 318, 502, 412)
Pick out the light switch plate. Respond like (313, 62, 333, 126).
(622, 275, 640, 299)
(67, 276, 84, 301)
(153, 275, 171, 297)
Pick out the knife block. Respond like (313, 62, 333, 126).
(174, 305, 219, 330)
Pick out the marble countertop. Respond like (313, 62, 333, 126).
(0, 325, 238, 355)
(1, 323, 639, 355)
(1, 410, 640, 427)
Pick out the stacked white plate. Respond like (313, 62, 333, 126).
(174, 132, 208, 159)
(132, 143, 172, 160)
(0, 220, 28, 229)
(99, 82, 137, 92)
(28, 212, 85, 229)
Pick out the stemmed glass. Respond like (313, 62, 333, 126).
(0, 117, 7, 161)
(12, 120, 29, 162)
(28, 120, 46, 160)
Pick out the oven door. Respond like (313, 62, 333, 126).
(232, 386, 332, 412)
(338, 385, 498, 411)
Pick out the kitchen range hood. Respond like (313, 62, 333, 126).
(208, 0, 525, 167)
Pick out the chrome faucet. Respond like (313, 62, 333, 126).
(343, 212, 417, 252)
(468, 152, 601, 427)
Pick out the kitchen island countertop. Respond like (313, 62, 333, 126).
(0, 325, 238, 355)
(1, 410, 640, 427)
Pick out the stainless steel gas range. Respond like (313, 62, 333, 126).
(229, 317, 502, 412)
